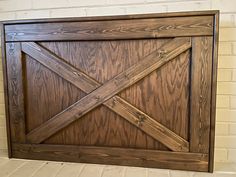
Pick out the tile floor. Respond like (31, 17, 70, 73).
(0, 151, 235, 177)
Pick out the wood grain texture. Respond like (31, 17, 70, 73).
(209, 11, 219, 172)
(6, 43, 25, 143)
(190, 37, 213, 153)
(1, 24, 12, 157)
(29, 39, 168, 150)
(22, 41, 189, 152)
(5, 16, 213, 42)
(22, 42, 100, 93)
(1, 11, 219, 172)
(41, 39, 189, 152)
(120, 50, 190, 142)
(23, 54, 86, 132)
(105, 96, 189, 152)
(12, 143, 209, 172)
(1, 10, 218, 25)
(26, 37, 191, 144)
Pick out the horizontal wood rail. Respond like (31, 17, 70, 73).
(6, 16, 213, 41)
(12, 143, 208, 172)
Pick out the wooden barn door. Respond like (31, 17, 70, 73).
(2, 11, 219, 172)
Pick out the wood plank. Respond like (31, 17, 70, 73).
(21, 42, 100, 93)
(23, 41, 189, 152)
(6, 43, 26, 143)
(26, 37, 191, 144)
(12, 143, 208, 172)
(5, 16, 213, 41)
(209, 11, 219, 173)
(105, 96, 189, 152)
(1, 24, 12, 157)
(190, 37, 213, 153)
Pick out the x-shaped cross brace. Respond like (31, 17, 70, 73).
(22, 37, 191, 152)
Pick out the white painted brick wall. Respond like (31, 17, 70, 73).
(0, 0, 236, 164)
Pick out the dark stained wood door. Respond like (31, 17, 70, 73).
(1, 10, 219, 172)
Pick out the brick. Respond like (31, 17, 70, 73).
(218, 56, 236, 69)
(0, 69, 3, 82)
(229, 123, 236, 135)
(0, 138, 7, 150)
(86, 6, 126, 16)
(218, 42, 232, 55)
(16, 10, 50, 19)
(107, 0, 145, 5)
(212, 0, 236, 13)
(215, 122, 229, 135)
(0, 127, 7, 138)
(217, 82, 236, 95)
(32, 0, 70, 9)
(219, 14, 235, 27)
(216, 109, 236, 122)
(0, 92, 4, 104)
(233, 42, 236, 55)
(228, 149, 236, 162)
(230, 96, 236, 109)
(219, 28, 236, 42)
(233, 69, 236, 81)
(0, 83, 4, 92)
(214, 148, 228, 162)
(216, 123, 229, 135)
(217, 69, 232, 81)
(166, 1, 211, 12)
(216, 95, 230, 108)
(68, 0, 107, 7)
(50, 8, 86, 18)
(0, 12, 16, 21)
(125, 4, 167, 14)
(0, 0, 32, 12)
(215, 136, 236, 148)
(32, 0, 107, 9)
(0, 104, 5, 116)
(0, 118, 6, 127)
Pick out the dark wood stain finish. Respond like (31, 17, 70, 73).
(5, 43, 26, 143)
(5, 16, 213, 41)
(1, 10, 219, 172)
(12, 143, 209, 172)
(190, 37, 213, 153)
(209, 12, 219, 172)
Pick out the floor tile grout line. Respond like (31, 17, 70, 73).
(54, 163, 66, 177)
(123, 166, 127, 177)
(53, 163, 64, 177)
(145, 168, 148, 177)
(99, 165, 106, 177)
(76, 164, 85, 177)
(7, 161, 27, 177)
(168, 170, 171, 177)
(29, 161, 47, 177)
(1, 159, 236, 176)
(122, 166, 126, 177)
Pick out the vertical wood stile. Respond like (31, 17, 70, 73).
(190, 37, 213, 154)
(209, 11, 219, 172)
(6, 43, 26, 143)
